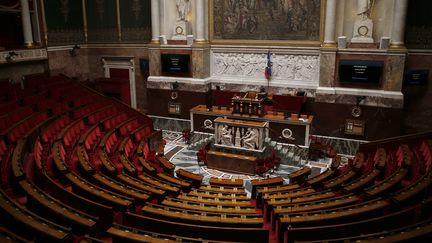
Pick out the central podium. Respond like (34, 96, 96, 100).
(206, 117, 268, 175)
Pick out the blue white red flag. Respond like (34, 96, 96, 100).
(265, 50, 272, 80)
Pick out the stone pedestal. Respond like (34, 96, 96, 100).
(172, 20, 191, 40)
(351, 18, 374, 43)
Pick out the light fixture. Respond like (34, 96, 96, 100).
(69, 44, 80, 56)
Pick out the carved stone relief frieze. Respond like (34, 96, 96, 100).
(211, 51, 319, 86)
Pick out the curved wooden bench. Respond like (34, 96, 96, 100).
(124, 212, 269, 243)
(251, 176, 284, 198)
(65, 173, 133, 211)
(175, 168, 203, 187)
(0, 189, 71, 242)
(162, 197, 256, 214)
(209, 177, 244, 187)
(283, 206, 416, 243)
(18, 180, 98, 233)
(141, 203, 263, 228)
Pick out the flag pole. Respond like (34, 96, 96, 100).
(265, 49, 272, 93)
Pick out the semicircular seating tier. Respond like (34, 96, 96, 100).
(0, 74, 431, 243)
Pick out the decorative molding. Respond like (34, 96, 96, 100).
(121, 27, 151, 43)
(87, 29, 118, 43)
(148, 76, 212, 84)
(0, 48, 48, 64)
(147, 76, 211, 92)
(47, 29, 85, 46)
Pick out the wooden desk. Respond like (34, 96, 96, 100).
(124, 212, 270, 243)
(199, 185, 246, 194)
(288, 166, 312, 183)
(209, 177, 244, 187)
(251, 177, 285, 199)
(191, 105, 312, 146)
(157, 156, 175, 175)
(176, 168, 203, 186)
(206, 150, 257, 175)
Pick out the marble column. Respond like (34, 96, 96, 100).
(195, 0, 207, 43)
(20, 0, 34, 47)
(151, 0, 160, 44)
(390, 0, 408, 48)
(323, 0, 337, 47)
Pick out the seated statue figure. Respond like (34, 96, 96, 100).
(242, 128, 258, 149)
(220, 125, 233, 146)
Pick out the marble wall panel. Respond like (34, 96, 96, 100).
(147, 80, 209, 93)
(315, 93, 403, 109)
(319, 49, 337, 87)
(210, 83, 316, 97)
(151, 116, 191, 132)
(149, 47, 161, 76)
(192, 46, 210, 79)
(0, 61, 46, 83)
(48, 48, 90, 81)
(403, 53, 432, 134)
(383, 53, 406, 92)
(311, 135, 365, 156)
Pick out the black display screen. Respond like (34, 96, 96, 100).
(161, 54, 190, 76)
(339, 60, 383, 85)
(404, 69, 429, 85)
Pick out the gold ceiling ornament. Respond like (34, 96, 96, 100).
(96, 0, 105, 22)
(132, 0, 141, 21)
(0, 2, 20, 9)
(60, 0, 70, 23)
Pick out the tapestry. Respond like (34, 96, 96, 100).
(212, 0, 321, 41)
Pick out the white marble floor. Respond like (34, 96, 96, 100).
(162, 130, 334, 193)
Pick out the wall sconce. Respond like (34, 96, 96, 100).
(69, 44, 80, 56)
(6, 51, 18, 62)
(356, 96, 366, 105)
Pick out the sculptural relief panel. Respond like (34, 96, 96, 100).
(211, 51, 319, 86)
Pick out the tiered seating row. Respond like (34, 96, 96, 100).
(1, 75, 432, 242)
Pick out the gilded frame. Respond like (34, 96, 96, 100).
(209, 0, 326, 46)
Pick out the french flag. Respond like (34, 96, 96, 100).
(265, 50, 272, 80)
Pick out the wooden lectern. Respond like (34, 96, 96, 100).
(231, 91, 264, 117)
